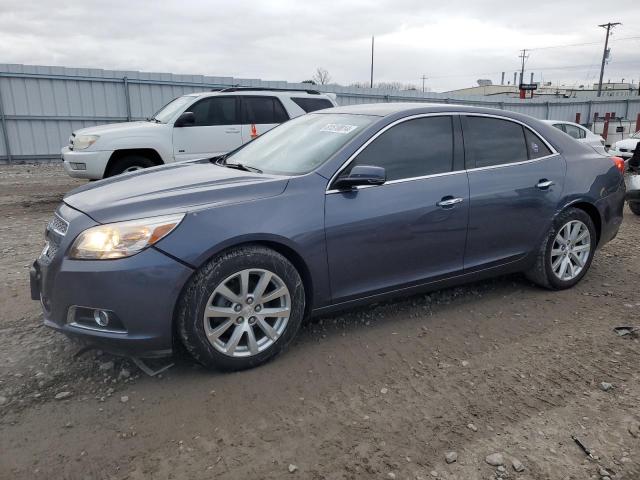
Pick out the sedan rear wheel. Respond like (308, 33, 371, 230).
(526, 208, 596, 290)
(177, 246, 305, 371)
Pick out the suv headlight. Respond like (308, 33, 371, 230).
(69, 214, 184, 260)
(73, 135, 99, 150)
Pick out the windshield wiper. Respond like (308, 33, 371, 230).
(224, 162, 263, 174)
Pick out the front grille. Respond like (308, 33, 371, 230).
(48, 213, 69, 236)
(40, 213, 68, 265)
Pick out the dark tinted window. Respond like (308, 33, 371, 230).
(291, 97, 334, 113)
(347, 116, 454, 181)
(241, 97, 289, 124)
(188, 97, 238, 126)
(464, 117, 528, 167)
(524, 128, 552, 159)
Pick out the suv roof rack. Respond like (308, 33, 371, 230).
(214, 87, 321, 95)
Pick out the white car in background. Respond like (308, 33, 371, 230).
(543, 120, 607, 155)
(61, 88, 338, 179)
(609, 130, 640, 161)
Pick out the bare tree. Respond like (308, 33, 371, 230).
(312, 68, 331, 85)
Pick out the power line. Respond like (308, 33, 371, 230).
(527, 35, 640, 51)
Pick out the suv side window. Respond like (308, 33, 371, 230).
(346, 116, 454, 181)
(188, 97, 238, 126)
(291, 97, 334, 113)
(241, 96, 290, 124)
(464, 116, 528, 168)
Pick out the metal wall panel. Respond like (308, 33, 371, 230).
(1, 63, 639, 163)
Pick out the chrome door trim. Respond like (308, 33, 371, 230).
(325, 111, 559, 194)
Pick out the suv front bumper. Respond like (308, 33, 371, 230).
(61, 147, 111, 179)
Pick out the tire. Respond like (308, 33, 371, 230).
(629, 202, 640, 216)
(177, 246, 305, 371)
(525, 208, 596, 290)
(106, 155, 156, 177)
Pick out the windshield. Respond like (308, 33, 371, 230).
(151, 96, 193, 123)
(225, 113, 376, 175)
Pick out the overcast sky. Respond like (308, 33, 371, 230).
(1, 0, 639, 91)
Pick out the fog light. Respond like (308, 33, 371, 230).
(94, 309, 110, 327)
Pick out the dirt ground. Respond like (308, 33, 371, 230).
(0, 164, 639, 480)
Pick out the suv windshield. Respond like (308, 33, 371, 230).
(225, 113, 376, 175)
(151, 96, 194, 123)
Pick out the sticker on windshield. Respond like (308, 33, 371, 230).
(320, 124, 359, 134)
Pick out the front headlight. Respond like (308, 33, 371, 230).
(73, 135, 99, 150)
(69, 214, 184, 260)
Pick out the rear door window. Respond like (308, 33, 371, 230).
(346, 116, 454, 181)
(291, 97, 334, 113)
(241, 96, 290, 124)
(464, 116, 529, 168)
(524, 128, 553, 159)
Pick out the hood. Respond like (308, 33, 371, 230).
(614, 138, 639, 149)
(74, 121, 163, 137)
(64, 161, 289, 223)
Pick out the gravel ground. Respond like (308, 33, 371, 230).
(1, 164, 639, 480)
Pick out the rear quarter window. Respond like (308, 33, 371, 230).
(291, 97, 334, 113)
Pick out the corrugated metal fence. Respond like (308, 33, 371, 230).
(1, 63, 639, 163)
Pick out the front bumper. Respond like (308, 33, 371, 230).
(31, 204, 194, 357)
(626, 174, 640, 202)
(61, 146, 112, 179)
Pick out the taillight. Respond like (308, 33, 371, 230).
(611, 156, 625, 174)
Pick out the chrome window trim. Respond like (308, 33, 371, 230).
(325, 111, 558, 195)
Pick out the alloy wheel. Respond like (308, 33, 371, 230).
(203, 268, 291, 357)
(550, 220, 591, 281)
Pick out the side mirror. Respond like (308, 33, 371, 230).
(334, 165, 386, 190)
(174, 111, 195, 127)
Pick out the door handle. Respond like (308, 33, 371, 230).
(536, 179, 555, 189)
(437, 196, 464, 208)
(225, 128, 240, 134)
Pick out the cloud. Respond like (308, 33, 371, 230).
(0, 0, 638, 90)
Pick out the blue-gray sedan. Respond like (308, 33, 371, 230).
(31, 103, 626, 370)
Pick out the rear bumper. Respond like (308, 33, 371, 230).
(595, 179, 626, 246)
(61, 147, 111, 179)
(32, 207, 194, 357)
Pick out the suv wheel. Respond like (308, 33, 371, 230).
(629, 202, 640, 216)
(106, 155, 156, 177)
(177, 246, 305, 371)
(526, 208, 596, 290)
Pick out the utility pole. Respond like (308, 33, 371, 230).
(518, 49, 528, 99)
(597, 22, 621, 97)
(421, 75, 428, 93)
(370, 36, 375, 88)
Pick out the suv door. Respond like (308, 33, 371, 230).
(462, 115, 565, 270)
(172, 96, 241, 161)
(240, 96, 290, 143)
(324, 115, 469, 303)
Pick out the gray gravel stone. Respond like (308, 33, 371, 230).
(512, 458, 525, 472)
(288, 464, 298, 473)
(599, 382, 613, 392)
(485, 453, 504, 466)
(445, 451, 458, 464)
(54, 391, 72, 400)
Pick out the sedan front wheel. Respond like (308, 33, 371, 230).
(177, 246, 305, 371)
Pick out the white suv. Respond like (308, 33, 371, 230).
(61, 88, 338, 179)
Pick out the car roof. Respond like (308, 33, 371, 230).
(316, 102, 542, 121)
